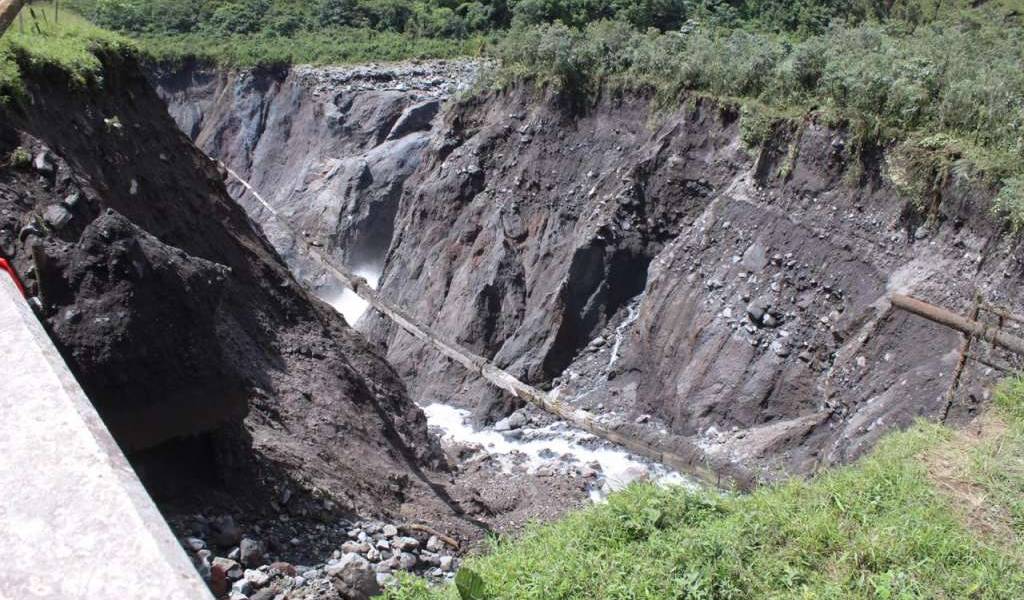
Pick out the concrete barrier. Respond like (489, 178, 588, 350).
(0, 275, 213, 599)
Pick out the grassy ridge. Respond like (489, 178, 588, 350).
(136, 30, 488, 68)
(52, 1, 1024, 229)
(0, 5, 132, 101)
(389, 380, 1024, 599)
(489, 6, 1024, 228)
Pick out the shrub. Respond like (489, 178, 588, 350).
(208, 1, 271, 35)
(992, 176, 1024, 232)
(9, 147, 31, 169)
(612, 0, 688, 30)
(318, 0, 366, 28)
(92, 0, 148, 32)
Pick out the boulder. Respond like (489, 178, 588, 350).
(43, 204, 73, 230)
(211, 516, 243, 547)
(239, 538, 264, 567)
(243, 569, 270, 588)
(398, 552, 417, 571)
(32, 150, 55, 175)
(392, 536, 419, 551)
(386, 100, 441, 141)
(328, 553, 381, 600)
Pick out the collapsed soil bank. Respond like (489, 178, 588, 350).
(1, 56, 602, 589)
(0, 54, 441, 521)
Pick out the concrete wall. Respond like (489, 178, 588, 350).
(0, 275, 212, 599)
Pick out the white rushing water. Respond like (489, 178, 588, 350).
(326, 267, 380, 324)
(608, 296, 643, 367)
(421, 403, 693, 502)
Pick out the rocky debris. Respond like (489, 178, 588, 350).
(32, 150, 55, 175)
(290, 61, 483, 98)
(176, 515, 460, 599)
(42, 203, 72, 230)
(493, 409, 529, 431)
(212, 516, 244, 547)
(356, 84, 1020, 482)
(239, 538, 265, 568)
(387, 100, 442, 141)
(328, 553, 380, 600)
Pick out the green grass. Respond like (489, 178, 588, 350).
(136, 29, 489, 69)
(488, 10, 1024, 227)
(0, 5, 133, 101)
(389, 379, 1024, 599)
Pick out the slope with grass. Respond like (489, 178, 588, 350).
(0, 4, 132, 100)
(62, 0, 1024, 225)
(388, 379, 1024, 599)
(489, 4, 1024, 227)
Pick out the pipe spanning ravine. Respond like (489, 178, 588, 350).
(220, 162, 756, 491)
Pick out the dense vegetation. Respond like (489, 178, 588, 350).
(0, 5, 131, 102)
(55, 0, 1024, 225)
(388, 378, 1024, 599)
(489, 2, 1024, 227)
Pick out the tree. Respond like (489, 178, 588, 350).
(318, 0, 366, 27)
(361, 0, 413, 31)
(612, 0, 688, 31)
(207, 1, 270, 35)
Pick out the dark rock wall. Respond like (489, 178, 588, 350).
(362, 87, 1024, 480)
(157, 62, 1024, 482)
(151, 62, 478, 311)
(0, 54, 439, 517)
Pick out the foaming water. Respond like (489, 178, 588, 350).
(609, 295, 643, 367)
(326, 268, 380, 325)
(421, 403, 694, 502)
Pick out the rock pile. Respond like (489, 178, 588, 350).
(293, 60, 486, 99)
(176, 515, 459, 600)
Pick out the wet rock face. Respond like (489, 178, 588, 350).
(151, 61, 481, 319)
(0, 55, 439, 516)
(362, 88, 1024, 479)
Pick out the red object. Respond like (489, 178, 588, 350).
(0, 258, 26, 297)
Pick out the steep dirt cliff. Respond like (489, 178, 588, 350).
(0, 53, 441, 520)
(159, 66, 1024, 484)
(151, 61, 479, 319)
(361, 87, 1024, 481)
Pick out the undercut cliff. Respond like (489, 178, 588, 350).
(0, 53, 441, 519)
(151, 61, 479, 319)
(158, 65, 1024, 484)
(361, 87, 1024, 480)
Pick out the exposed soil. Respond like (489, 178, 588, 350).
(150, 61, 482, 310)
(155, 59, 1024, 495)
(0, 56, 598, 600)
(26, 54, 1021, 596)
(149, 60, 598, 538)
(0, 56, 467, 527)
(356, 85, 1024, 482)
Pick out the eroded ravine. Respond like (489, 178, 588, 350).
(152, 59, 1024, 595)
